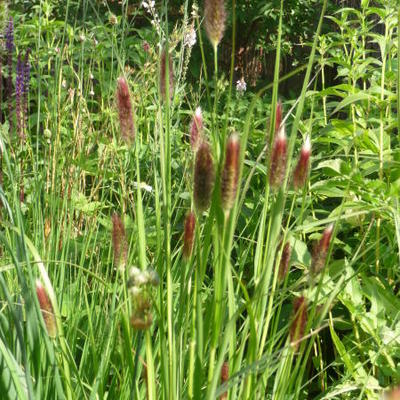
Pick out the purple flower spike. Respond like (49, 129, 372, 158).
(5, 17, 14, 134)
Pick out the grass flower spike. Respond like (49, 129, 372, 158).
(311, 224, 334, 275)
(204, 0, 226, 49)
(293, 135, 311, 190)
(269, 125, 287, 188)
(112, 213, 128, 270)
(183, 211, 196, 260)
(36, 280, 57, 338)
(221, 133, 240, 213)
(290, 296, 307, 351)
(277, 240, 291, 282)
(194, 141, 215, 213)
(160, 49, 174, 101)
(190, 107, 203, 150)
(116, 76, 135, 144)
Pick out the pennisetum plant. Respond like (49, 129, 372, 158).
(112, 213, 128, 271)
(116, 76, 135, 144)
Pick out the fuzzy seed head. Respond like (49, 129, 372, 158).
(204, 0, 226, 49)
(190, 107, 203, 150)
(293, 135, 311, 190)
(160, 49, 174, 101)
(116, 77, 135, 144)
(221, 133, 240, 213)
(36, 280, 57, 338)
(386, 386, 400, 400)
(183, 211, 196, 260)
(194, 141, 215, 213)
(112, 213, 128, 270)
(290, 296, 307, 351)
(269, 126, 287, 188)
(311, 224, 334, 275)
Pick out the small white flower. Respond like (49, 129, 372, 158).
(79, 33, 86, 42)
(89, 89, 95, 96)
(90, 73, 94, 80)
(184, 27, 196, 48)
(129, 266, 142, 279)
(133, 182, 153, 193)
(149, 0, 155, 8)
(142, 1, 149, 8)
(236, 77, 247, 93)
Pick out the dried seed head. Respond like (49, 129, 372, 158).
(275, 100, 283, 134)
(190, 107, 203, 150)
(183, 211, 196, 260)
(112, 213, 128, 270)
(311, 224, 334, 275)
(290, 296, 307, 351)
(220, 361, 229, 400)
(269, 126, 287, 188)
(116, 77, 135, 144)
(221, 133, 240, 213)
(194, 141, 215, 213)
(36, 280, 57, 338)
(130, 313, 153, 330)
(277, 240, 291, 282)
(160, 49, 174, 101)
(293, 135, 311, 190)
(204, 0, 226, 49)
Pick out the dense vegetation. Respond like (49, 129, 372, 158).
(1, 0, 400, 399)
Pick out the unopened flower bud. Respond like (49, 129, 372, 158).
(116, 77, 135, 144)
(36, 280, 57, 338)
(183, 212, 196, 260)
(269, 126, 287, 188)
(160, 49, 174, 101)
(311, 224, 334, 275)
(293, 135, 311, 190)
(190, 107, 203, 150)
(221, 133, 240, 213)
(290, 296, 307, 351)
(194, 142, 215, 213)
(204, 0, 226, 49)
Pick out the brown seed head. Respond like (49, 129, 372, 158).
(204, 0, 226, 49)
(116, 76, 135, 144)
(183, 211, 196, 260)
(311, 224, 333, 275)
(269, 126, 287, 188)
(293, 135, 311, 190)
(112, 213, 128, 270)
(190, 107, 203, 150)
(160, 49, 174, 101)
(290, 296, 307, 351)
(36, 280, 57, 338)
(194, 141, 215, 213)
(221, 133, 240, 213)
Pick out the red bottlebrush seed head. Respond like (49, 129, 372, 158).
(277, 240, 291, 282)
(269, 125, 287, 188)
(204, 0, 226, 49)
(220, 361, 229, 400)
(190, 107, 203, 150)
(112, 213, 128, 270)
(160, 49, 174, 102)
(275, 100, 283, 134)
(293, 135, 311, 190)
(290, 296, 307, 351)
(183, 211, 196, 260)
(35, 280, 57, 338)
(311, 224, 334, 275)
(194, 141, 215, 213)
(386, 386, 400, 400)
(221, 133, 240, 213)
(116, 76, 135, 144)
